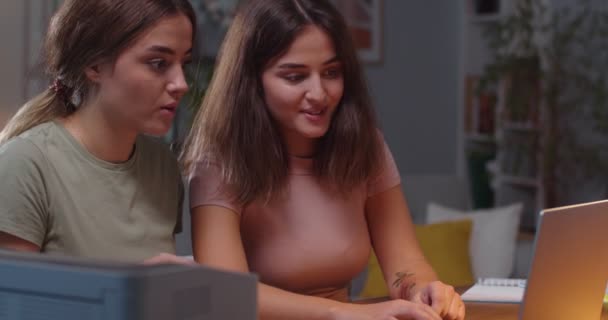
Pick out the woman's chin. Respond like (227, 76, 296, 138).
(296, 125, 330, 139)
(300, 130, 327, 139)
(141, 124, 172, 137)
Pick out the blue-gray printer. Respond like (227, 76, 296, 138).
(0, 250, 257, 320)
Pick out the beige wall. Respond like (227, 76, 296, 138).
(0, 0, 25, 120)
(0, 1, 59, 129)
(365, 1, 462, 176)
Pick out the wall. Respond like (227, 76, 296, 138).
(0, 0, 57, 124)
(366, 1, 463, 176)
(0, 0, 24, 122)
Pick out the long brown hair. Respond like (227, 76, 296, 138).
(181, 0, 382, 204)
(0, 0, 196, 144)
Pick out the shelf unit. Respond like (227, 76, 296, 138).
(486, 102, 544, 230)
(462, 0, 543, 230)
(466, 0, 514, 24)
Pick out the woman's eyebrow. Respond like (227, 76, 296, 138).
(277, 56, 339, 69)
(145, 45, 193, 55)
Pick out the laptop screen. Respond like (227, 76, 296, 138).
(519, 200, 608, 320)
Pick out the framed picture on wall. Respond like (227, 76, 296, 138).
(330, 0, 383, 63)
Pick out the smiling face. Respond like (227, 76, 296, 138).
(261, 25, 344, 156)
(88, 13, 193, 136)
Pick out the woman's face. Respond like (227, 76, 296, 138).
(261, 25, 344, 152)
(89, 13, 192, 136)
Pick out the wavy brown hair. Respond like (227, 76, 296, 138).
(181, 0, 382, 204)
(0, 0, 196, 144)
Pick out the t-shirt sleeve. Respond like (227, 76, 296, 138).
(367, 138, 402, 197)
(189, 161, 242, 214)
(0, 138, 49, 246)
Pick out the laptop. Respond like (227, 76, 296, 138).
(519, 199, 608, 319)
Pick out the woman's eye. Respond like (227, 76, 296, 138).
(323, 68, 342, 79)
(283, 74, 306, 83)
(148, 59, 168, 71)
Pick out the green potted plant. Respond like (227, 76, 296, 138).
(478, 0, 543, 125)
(478, 0, 608, 207)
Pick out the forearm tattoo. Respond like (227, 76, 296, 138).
(393, 271, 416, 293)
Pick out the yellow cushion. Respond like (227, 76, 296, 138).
(359, 219, 475, 298)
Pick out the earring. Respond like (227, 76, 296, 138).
(70, 89, 82, 108)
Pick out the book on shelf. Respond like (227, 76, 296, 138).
(464, 74, 497, 143)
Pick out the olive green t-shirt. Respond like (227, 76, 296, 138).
(0, 121, 183, 262)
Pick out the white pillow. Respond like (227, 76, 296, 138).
(426, 202, 523, 279)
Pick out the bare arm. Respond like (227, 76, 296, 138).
(366, 185, 465, 320)
(191, 205, 342, 320)
(365, 185, 438, 299)
(0, 231, 41, 252)
(191, 205, 441, 320)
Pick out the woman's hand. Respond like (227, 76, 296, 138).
(365, 186, 463, 319)
(329, 299, 442, 320)
(406, 281, 465, 320)
(142, 253, 197, 266)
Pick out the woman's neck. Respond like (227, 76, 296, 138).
(283, 130, 318, 158)
(60, 103, 137, 163)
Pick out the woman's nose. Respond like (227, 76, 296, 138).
(168, 66, 189, 99)
(305, 76, 328, 105)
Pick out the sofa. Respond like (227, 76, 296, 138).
(350, 174, 534, 298)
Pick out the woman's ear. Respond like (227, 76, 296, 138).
(84, 64, 103, 83)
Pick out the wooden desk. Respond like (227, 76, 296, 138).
(465, 302, 519, 320)
(465, 301, 608, 320)
(357, 296, 608, 319)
